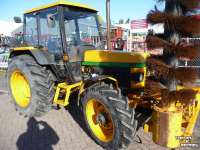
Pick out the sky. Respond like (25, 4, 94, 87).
(0, 0, 165, 23)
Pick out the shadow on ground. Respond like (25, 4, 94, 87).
(134, 106, 152, 144)
(64, 94, 153, 145)
(64, 93, 92, 138)
(17, 118, 59, 150)
(135, 106, 152, 131)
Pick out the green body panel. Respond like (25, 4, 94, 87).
(82, 62, 146, 68)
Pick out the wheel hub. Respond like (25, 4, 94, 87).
(10, 71, 31, 107)
(86, 99, 114, 142)
(96, 111, 109, 126)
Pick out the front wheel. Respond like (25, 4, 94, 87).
(82, 83, 138, 150)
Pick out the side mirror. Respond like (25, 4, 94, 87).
(46, 14, 56, 28)
(14, 16, 22, 23)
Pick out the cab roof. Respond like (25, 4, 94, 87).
(24, 1, 98, 14)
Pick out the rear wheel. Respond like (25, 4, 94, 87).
(82, 83, 137, 150)
(6, 55, 55, 118)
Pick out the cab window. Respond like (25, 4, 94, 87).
(24, 13, 38, 46)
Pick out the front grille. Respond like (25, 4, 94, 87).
(98, 67, 131, 88)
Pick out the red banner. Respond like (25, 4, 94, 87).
(131, 19, 148, 29)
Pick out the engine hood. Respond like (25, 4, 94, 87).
(83, 50, 150, 68)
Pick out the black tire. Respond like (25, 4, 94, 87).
(82, 83, 138, 150)
(6, 55, 55, 118)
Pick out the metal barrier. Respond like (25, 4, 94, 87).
(147, 38, 200, 79)
(0, 54, 10, 69)
(130, 41, 147, 52)
(179, 38, 200, 79)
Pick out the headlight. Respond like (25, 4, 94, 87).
(139, 74, 144, 82)
(131, 73, 144, 82)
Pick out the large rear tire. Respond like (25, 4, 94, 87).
(6, 55, 55, 118)
(82, 83, 138, 150)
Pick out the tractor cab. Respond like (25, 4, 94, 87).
(12, 1, 148, 88)
(19, 1, 103, 83)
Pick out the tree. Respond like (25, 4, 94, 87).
(118, 19, 124, 24)
(125, 18, 130, 24)
(91, 15, 104, 22)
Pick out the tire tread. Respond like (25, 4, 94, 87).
(7, 54, 55, 118)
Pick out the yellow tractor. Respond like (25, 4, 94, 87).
(6, 1, 200, 149)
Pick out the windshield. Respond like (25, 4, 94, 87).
(64, 8, 103, 62)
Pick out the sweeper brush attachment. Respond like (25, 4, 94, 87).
(144, 0, 200, 148)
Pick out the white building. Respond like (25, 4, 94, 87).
(114, 21, 164, 51)
(0, 20, 23, 36)
(116, 23, 164, 34)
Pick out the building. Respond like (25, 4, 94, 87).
(0, 20, 23, 36)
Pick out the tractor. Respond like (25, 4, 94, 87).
(6, 1, 200, 150)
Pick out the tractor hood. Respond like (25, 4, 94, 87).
(83, 50, 150, 68)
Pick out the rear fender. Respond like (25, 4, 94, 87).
(9, 49, 59, 81)
(9, 49, 53, 65)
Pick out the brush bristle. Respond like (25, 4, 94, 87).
(146, 35, 200, 59)
(157, 0, 200, 14)
(147, 11, 200, 37)
(146, 57, 199, 83)
(145, 77, 165, 97)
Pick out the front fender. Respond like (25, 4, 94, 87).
(77, 75, 119, 106)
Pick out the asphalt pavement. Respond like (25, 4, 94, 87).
(0, 74, 7, 91)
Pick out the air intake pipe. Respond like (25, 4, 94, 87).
(106, 0, 111, 50)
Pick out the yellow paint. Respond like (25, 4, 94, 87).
(24, 1, 98, 14)
(152, 105, 182, 148)
(14, 47, 38, 51)
(143, 117, 153, 133)
(53, 82, 82, 106)
(127, 93, 143, 108)
(182, 100, 200, 143)
(84, 50, 150, 63)
(86, 99, 114, 142)
(14, 47, 48, 51)
(10, 71, 31, 107)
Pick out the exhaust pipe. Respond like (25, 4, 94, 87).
(106, 0, 111, 50)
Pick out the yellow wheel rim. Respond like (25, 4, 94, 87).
(86, 99, 114, 142)
(10, 71, 31, 107)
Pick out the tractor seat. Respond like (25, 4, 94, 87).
(79, 45, 96, 61)
(47, 41, 58, 54)
(115, 38, 124, 51)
